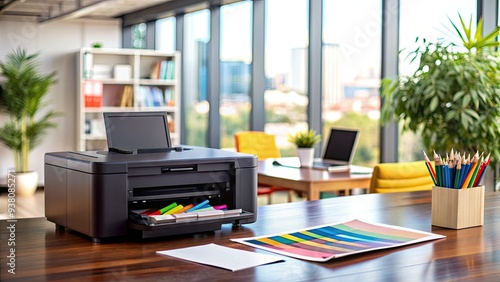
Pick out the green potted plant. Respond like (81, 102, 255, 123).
(381, 14, 500, 163)
(0, 48, 58, 196)
(91, 42, 103, 48)
(288, 129, 322, 167)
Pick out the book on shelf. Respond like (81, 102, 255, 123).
(149, 59, 175, 80)
(150, 61, 160, 79)
(164, 88, 175, 106)
(136, 86, 169, 107)
(159, 60, 168, 80)
(83, 52, 93, 79)
(167, 114, 174, 133)
(82, 80, 103, 107)
(166, 60, 175, 80)
(119, 85, 133, 107)
(152, 87, 163, 106)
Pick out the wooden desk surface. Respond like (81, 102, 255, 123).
(2, 191, 500, 281)
(258, 159, 372, 200)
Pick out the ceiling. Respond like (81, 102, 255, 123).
(0, 0, 173, 23)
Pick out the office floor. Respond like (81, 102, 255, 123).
(0, 190, 45, 219)
(0, 190, 308, 220)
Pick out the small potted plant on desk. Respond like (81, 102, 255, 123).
(288, 129, 322, 167)
(0, 48, 58, 196)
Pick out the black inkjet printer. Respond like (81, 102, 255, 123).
(44, 112, 257, 242)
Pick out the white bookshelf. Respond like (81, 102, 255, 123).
(76, 47, 181, 151)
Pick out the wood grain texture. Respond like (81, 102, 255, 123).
(2, 191, 500, 281)
(258, 159, 371, 200)
(432, 186, 485, 229)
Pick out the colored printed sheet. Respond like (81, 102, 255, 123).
(232, 219, 445, 262)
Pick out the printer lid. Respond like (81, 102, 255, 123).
(46, 112, 257, 174)
(103, 111, 172, 150)
(45, 146, 257, 174)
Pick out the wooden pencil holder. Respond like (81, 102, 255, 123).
(431, 185, 485, 229)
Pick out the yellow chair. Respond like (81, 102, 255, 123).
(369, 161, 434, 193)
(234, 131, 282, 160)
(234, 131, 294, 204)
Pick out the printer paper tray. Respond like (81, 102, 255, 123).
(128, 211, 255, 238)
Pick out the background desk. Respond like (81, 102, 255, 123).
(258, 159, 372, 200)
(2, 191, 500, 281)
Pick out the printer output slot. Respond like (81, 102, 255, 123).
(161, 165, 196, 173)
(129, 185, 231, 218)
(127, 210, 256, 239)
(129, 211, 255, 226)
(128, 195, 254, 239)
(133, 186, 200, 197)
(129, 191, 219, 202)
(129, 194, 224, 212)
(129, 182, 226, 201)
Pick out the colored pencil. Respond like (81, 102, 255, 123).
(474, 154, 490, 187)
(468, 154, 483, 188)
(448, 158, 455, 188)
(458, 163, 469, 189)
(425, 149, 490, 189)
(434, 151, 442, 187)
(461, 152, 479, 189)
(458, 154, 469, 188)
(453, 160, 461, 189)
(423, 151, 437, 185)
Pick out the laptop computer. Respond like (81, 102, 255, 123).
(312, 128, 359, 172)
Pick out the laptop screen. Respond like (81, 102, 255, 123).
(103, 111, 172, 150)
(322, 128, 358, 162)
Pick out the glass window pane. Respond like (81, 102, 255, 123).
(322, 0, 381, 167)
(183, 10, 210, 146)
(220, 2, 252, 149)
(398, 0, 476, 162)
(399, 1, 476, 76)
(265, 0, 309, 156)
(156, 17, 176, 52)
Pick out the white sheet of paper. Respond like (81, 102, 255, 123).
(156, 243, 284, 271)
